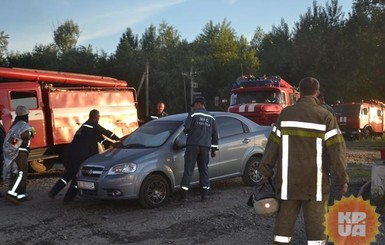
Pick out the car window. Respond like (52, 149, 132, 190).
(122, 120, 182, 147)
(216, 117, 247, 138)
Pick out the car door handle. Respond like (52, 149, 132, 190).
(242, 138, 251, 144)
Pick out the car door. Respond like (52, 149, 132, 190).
(172, 126, 221, 187)
(215, 116, 253, 176)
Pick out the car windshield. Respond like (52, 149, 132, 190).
(230, 91, 280, 105)
(121, 120, 182, 148)
(333, 105, 360, 116)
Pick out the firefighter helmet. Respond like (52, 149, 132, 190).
(252, 196, 279, 217)
(248, 176, 279, 217)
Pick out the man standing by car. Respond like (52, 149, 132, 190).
(257, 77, 349, 244)
(48, 109, 120, 202)
(180, 96, 218, 202)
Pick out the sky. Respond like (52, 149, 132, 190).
(1, 0, 354, 55)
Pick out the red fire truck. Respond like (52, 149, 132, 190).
(333, 100, 385, 140)
(0, 67, 139, 172)
(227, 75, 298, 126)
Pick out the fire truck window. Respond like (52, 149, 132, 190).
(280, 92, 286, 104)
(10, 91, 38, 110)
(216, 117, 247, 138)
(361, 107, 368, 115)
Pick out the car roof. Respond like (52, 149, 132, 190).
(155, 111, 265, 130)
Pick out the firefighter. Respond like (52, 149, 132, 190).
(3, 105, 35, 204)
(258, 77, 349, 244)
(48, 109, 120, 202)
(179, 96, 218, 202)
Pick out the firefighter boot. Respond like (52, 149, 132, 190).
(179, 189, 188, 202)
(48, 179, 67, 199)
(201, 187, 209, 202)
(63, 184, 78, 202)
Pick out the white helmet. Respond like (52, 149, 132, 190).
(253, 197, 279, 217)
(248, 175, 279, 217)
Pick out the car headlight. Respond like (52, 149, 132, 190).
(107, 162, 137, 175)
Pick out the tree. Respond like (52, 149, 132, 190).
(0, 31, 9, 65)
(291, 0, 346, 97)
(258, 19, 293, 82)
(53, 20, 80, 53)
(193, 19, 259, 108)
(250, 26, 265, 54)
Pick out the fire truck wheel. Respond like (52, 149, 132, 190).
(242, 156, 262, 186)
(362, 127, 372, 140)
(29, 159, 55, 173)
(29, 160, 47, 173)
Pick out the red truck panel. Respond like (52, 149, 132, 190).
(45, 88, 138, 145)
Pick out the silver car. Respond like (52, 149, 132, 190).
(77, 112, 271, 208)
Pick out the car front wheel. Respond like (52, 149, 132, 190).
(242, 156, 262, 186)
(139, 174, 170, 208)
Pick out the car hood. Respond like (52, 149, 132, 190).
(81, 147, 159, 168)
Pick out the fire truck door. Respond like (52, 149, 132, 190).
(10, 90, 46, 148)
(359, 106, 369, 130)
(370, 107, 383, 134)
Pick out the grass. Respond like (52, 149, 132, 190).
(346, 137, 385, 149)
(347, 164, 371, 181)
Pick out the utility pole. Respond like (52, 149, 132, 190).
(190, 66, 194, 106)
(182, 72, 188, 112)
(190, 66, 201, 105)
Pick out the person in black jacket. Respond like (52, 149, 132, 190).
(48, 109, 120, 202)
(180, 96, 218, 202)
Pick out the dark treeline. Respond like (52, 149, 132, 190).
(0, 0, 384, 118)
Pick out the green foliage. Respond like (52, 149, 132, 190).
(2, 0, 385, 114)
(53, 20, 80, 53)
(0, 31, 9, 65)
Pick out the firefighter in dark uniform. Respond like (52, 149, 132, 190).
(180, 96, 218, 201)
(3, 105, 35, 204)
(258, 77, 349, 244)
(48, 109, 120, 202)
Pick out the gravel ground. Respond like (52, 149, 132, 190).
(0, 147, 384, 245)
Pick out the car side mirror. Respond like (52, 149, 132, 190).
(173, 136, 186, 150)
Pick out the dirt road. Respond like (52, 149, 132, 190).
(0, 147, 384, 245)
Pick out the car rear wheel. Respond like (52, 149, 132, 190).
(139, 174, 170, 208)
(242, 156, 261, 186)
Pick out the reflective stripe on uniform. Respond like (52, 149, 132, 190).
(325, 128, 340, 140)
(281, 121, 326, 131)
(60, 178, 68, 185)
(279, 121, 326, 201)
(8, 171, 23, 197)
(281, 135, 289, 200)
(274, 235, 292, 243)
(190, 112, 215, 121)
(308, 240, 326, 245)
(181, 186, 189, 190)
(83, 124, 93, 128)
(316, 138, 323, 201)
(17, 193, 27, 199)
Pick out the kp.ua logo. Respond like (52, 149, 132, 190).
(324, 195, 381, 244)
